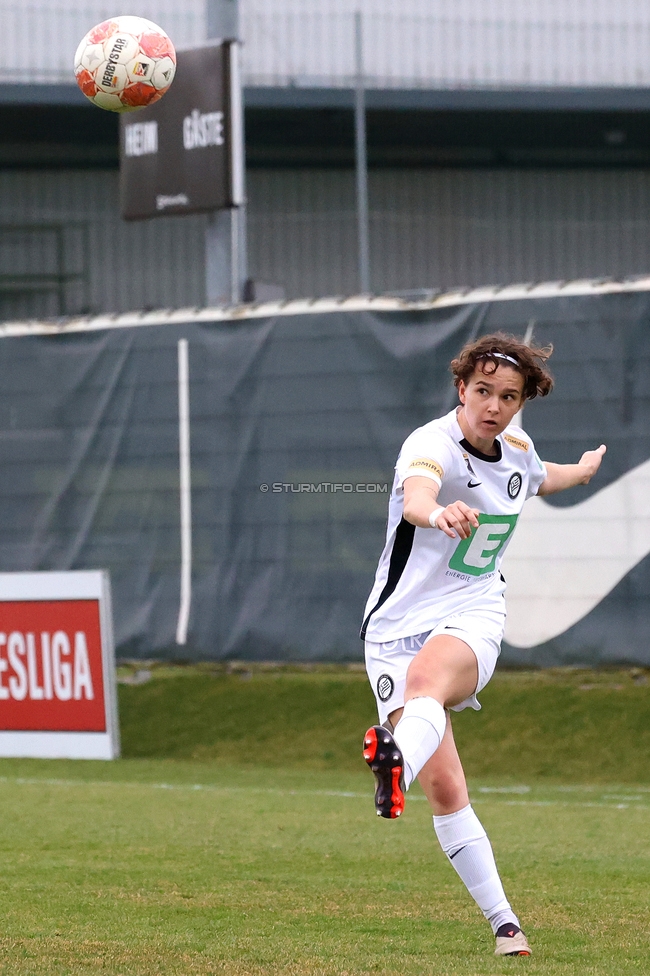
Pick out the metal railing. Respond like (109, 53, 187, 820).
(242, 2, 650, 89)
(2, 0, 650, 89)
(0, 1, 205, 84)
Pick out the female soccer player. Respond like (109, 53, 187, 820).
(361, 332, 606, 957)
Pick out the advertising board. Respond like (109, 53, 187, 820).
(0, 571, 119, 759)
(119, 41, 244, 219)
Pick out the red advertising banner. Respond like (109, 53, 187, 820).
(0, 571, 118, 759)
(0, 600, 106, 732)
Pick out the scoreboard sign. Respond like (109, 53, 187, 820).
(0, 571, 119, 759)
(119, 41, 244, 219)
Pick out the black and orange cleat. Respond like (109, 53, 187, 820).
(362, 725, 405, 819)
(494, 924, 532, 956)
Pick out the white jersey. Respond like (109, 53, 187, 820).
(361, 408, 547, 641)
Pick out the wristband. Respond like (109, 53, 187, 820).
(428, 507, 446, 529)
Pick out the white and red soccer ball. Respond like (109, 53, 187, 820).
(74, 16, 176, 113)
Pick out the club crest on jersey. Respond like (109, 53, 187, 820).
(377, 674, 394, 702)
(508, 472, 523, 498)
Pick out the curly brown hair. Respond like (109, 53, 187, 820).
(450, 331, 554, 401)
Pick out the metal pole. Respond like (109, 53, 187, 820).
(230, 206, 239, 304)
(207, 0, 238, 38)
(205, 0, 247, 306)
(512, 320, 536, 429)
(354, 10, 370, 294)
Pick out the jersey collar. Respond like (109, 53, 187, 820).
(459, 437, 502, 463)
(452, 410, 502, 463)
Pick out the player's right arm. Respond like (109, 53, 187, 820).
(402, 476, 479, 539)
(537, 445, 606, 495)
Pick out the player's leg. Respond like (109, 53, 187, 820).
(418, 715, 531, 957)
(363, 633, 424, 818)
(415, 709, 469, 814)
(391, 633, 478, 790)
(363, 632, 477, 817)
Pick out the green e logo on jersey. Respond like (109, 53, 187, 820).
(448, 514, 518, 577)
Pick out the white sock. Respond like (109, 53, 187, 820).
(393, 696, 446, 790)
(433, 804, 519, 935)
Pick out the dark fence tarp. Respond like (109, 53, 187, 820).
(0, 291, 648, 664)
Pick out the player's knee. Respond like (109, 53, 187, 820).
(405, 661, 442, 699)
(406, 669, 431, 698)
(421, 765, 467, 812)
(405, 652, 456, 701)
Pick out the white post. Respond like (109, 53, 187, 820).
(176, 339, 192, 645)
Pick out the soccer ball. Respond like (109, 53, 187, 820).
(74, 16, 176, 113)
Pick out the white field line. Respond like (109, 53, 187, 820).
(0, 776, 647, 810)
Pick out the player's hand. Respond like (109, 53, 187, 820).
(434, 501, 480, 539)
(578, 444, 606, 483)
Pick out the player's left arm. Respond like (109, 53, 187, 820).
(537, 444, 606, 496)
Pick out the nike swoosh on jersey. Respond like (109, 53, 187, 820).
(463, 454, 481, 488)
(502, 457, 650, 648)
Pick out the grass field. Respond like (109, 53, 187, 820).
(0, 666, 647, 975)
(119, 663, 650, 782)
